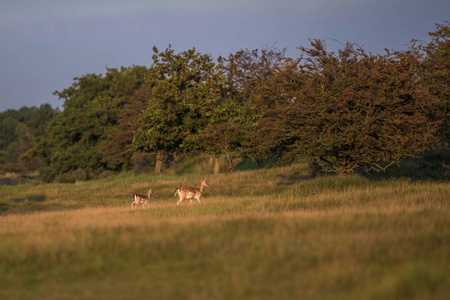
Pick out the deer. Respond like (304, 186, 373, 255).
(174, 177, 209, 206)
(131, 188, 153, 210)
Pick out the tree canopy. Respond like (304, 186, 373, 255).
(0, 104, 59, 174)
(5, 22, 448, 181)
(271, 40, 442, 174)
(26, 66, 149, 181)
(132, 46, 226, 173)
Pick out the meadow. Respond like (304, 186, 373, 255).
(0, 163, 449, 300)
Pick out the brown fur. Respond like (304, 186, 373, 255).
(132, 188, 153, 210)
(174, 178, 208, 206)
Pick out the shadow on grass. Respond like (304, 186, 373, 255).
(0, 195, 49, 216)
(0, 175, 36, 186)
(0, 177, 18, 186)
(0, 202, 10, 211)
(12, 194, 47, 203)
(0, 208, 69, 216)
(275, 151, 450, 185)
(358, 151, 450, 182)
(276, 171, 319, 186)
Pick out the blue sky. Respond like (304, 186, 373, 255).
(0, 0, 448, 112)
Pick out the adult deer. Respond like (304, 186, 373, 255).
(131, 188, 153, 210)
(174, 178, 209, 205)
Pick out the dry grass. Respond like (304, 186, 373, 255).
(0, 165, 449, 299)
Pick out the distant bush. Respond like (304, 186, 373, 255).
(96, 170, 114, 180)
(70, 169, 87, 182)
(55, 173, 74, 183)
(54, 169, 87, 183)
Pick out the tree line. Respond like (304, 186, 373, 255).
(0, 104, 59, 174)
(2, 22, 448, 182)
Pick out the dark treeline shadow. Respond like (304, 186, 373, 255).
(358, 151, 450, 182)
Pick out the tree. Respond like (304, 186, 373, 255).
(192, 121, 244, 173)
(1, 105, 58, 173)
(133, 46, 225, 174)
(217, 48, 297, 168)
(276, 39, 442, 175)
(100, 66, 150, 171)
(27, 66, 147, 181)
(0, 116, 18, 155)
(419, 22, 450, 147)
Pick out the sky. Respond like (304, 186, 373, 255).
(0, 0, 449, 112)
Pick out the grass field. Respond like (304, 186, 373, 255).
(0, 163, 449, 299)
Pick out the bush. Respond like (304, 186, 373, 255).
(96, 170, 114, 180)
(55, 173, 74, 183)
(70, 169, 87, 182)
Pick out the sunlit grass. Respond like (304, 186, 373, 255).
(0, 164, 449, 299)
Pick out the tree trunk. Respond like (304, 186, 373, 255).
(256, 159, 265, 169)
(308, 157, 320, 176)
(213, 155, 220, 174)
(225, 152, 234, 171)
(155, 150, 163, 174)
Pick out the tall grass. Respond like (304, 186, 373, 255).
(0, 164, 449, 299)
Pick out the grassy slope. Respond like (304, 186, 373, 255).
(0, 164, 449, 300)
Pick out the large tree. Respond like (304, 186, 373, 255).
(274, 39, 442, 175)
(133, 47, 225, 174)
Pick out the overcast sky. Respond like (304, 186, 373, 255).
(0, 0, 448, 112)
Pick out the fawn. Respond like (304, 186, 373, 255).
(131, 188, 153, 210)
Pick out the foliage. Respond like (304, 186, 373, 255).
(133, 46, 225, 173)
(4, 22, 449, 179)
(102, 81, 150, 172)
(272, 39, 442, 175)
(70, 168, 87, 182)
(418, 22, 450, 147)
(27, 66, 148, 181)
(217, 48, 298, 166)
(131, 152, 154, 175)
(0, 104, 59, 173)
(191, 121, 244, 170)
